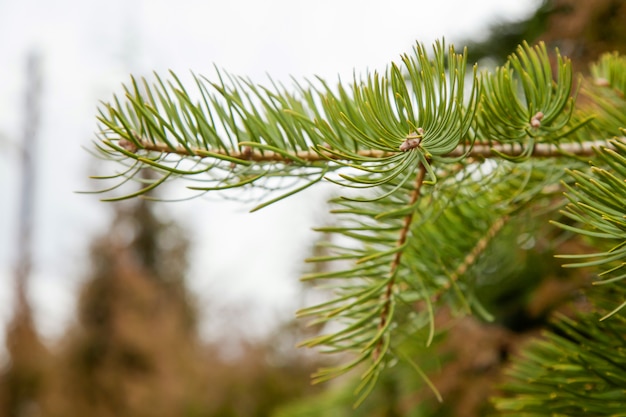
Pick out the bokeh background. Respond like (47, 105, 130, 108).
(1, 0, 624, 415)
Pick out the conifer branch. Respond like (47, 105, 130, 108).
(88, 39, 626, 408)
(115, 137, 614, 164)
(374, 163, 427, 360)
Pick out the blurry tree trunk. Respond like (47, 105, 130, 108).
(0, 52, 50, 417)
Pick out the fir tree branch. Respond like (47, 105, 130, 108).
(115, 137, 614, 163)
(375, 163, 427, 361)
(87, 40, 626, 408)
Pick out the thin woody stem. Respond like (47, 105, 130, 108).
(116, 138, 617, 163)
(440, 214, 510, 297)
(373, 163, 427, 360)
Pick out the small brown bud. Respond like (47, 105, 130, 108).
(118, 139, 138, 153)
(399, 138, 421, 152)
(400, 128, 424, 152)
(530, 111, 544, 129)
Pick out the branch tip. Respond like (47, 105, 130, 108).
(530, 111, 544, 129)
(400, 128, 424, 152)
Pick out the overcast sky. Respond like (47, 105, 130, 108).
(0, 0, 539, 348)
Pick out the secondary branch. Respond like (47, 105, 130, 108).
(373, 163, 427, 361)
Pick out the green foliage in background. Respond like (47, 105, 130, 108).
(494, 284, 626, 416)
(89, 39, 626, 413)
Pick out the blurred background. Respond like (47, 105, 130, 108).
(1, 0, 624, 415)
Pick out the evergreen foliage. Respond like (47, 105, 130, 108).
(494, 284, 626, 416)
(89, 39, 626, 410)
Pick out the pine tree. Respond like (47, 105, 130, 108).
(87, 36, 626, 414)
(45, 181, 212, 417)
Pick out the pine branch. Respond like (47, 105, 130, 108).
(87, 39, 626, 407)
(115, 136, 614, 163)
(492, 53, 626, 414)
(552, 139, 626, 317)
(374, 164, 427, 361)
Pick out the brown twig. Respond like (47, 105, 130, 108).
(113, 138, 616, 163)
(373, 163, 428, 360)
